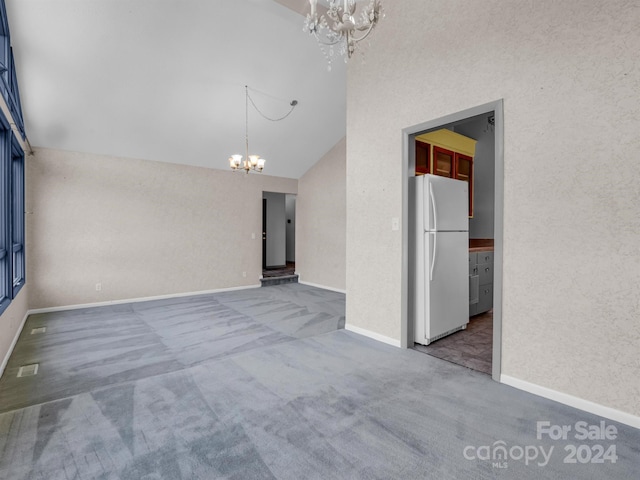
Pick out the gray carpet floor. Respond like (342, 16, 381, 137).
(0, 284, 346, 413)
(0, 284, 638, 479)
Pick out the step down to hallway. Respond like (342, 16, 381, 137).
(260, 274, 299, 287)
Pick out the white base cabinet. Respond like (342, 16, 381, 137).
(469, 250, 493, 316)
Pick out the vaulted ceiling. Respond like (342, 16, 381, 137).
(5, 0, 346, 179)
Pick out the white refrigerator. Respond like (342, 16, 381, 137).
(412, 174, 469, 345)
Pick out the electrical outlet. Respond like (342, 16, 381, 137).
(391, 217, 400, 231)
(242, 272, 247, 277)
(251, 233, 256, 240)
(95, 283, 102, 291)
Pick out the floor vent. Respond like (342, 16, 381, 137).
(17, 364, 39, 378)
(31, 327, 46, 335)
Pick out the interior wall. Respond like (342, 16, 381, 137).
(346, 0, 640, 416)
(27, 148, 297, 309)
(454, 115, 495, 239)
(0, 285, 28, 372)
(297, 138, 346, 291)
(285, 194, 296, 263)
(263, 192, 287, 268)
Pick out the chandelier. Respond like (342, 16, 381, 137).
(304, 0, 383, 66)
(229, 85, 297, 174)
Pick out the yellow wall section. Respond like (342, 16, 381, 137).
(416, 129, 477, 157)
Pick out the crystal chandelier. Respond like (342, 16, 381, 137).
(229, 85, 297, 174)
(304, 0, 383, 66)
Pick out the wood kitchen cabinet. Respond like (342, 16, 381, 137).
(415, 129, 476, 216)
(455, 153, 473, 216)
(415, 140, 430, 175)
(433, 146, 454, 177)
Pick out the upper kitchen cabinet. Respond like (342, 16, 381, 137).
(455, 153, 473, 216)
(415, 140, 430, 175)
(415, 129, 477, 217)
(433, 146, 454, 177)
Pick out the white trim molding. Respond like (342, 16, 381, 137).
(298, 280, 346, 294)
(501, 374, 640, 430)
(345, 323, 402, 348)
(0, 311, 29, 379)
(28, 284, 262, 315)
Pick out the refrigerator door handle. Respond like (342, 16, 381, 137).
(429, 185, 437, 232)
(430, 231, 437, 281)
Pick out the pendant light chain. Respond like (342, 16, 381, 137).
(228, 84, 298, 174)
(245, 85, 250, 161)
(246, 87, 298, 122)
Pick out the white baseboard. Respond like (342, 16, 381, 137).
(298, 280, 346, 294)
(28, 284, 262, 315)
(0, 310, 29, 378)
(500, 374, 640, 430)
(345, 323, 401, 348)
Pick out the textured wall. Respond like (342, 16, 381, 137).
(346, 0, 640, 415)
(297, 138, 346, 291)
(27, 148, 297, 309)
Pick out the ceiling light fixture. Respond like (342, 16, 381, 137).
(229, 86, 297, 174)
(305, 0, 383, 68)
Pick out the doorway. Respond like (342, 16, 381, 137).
(262, 192, 296, 279)
(402, 100, 504, 381)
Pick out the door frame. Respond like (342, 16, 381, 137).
(262, 191, 296, 271)
(262, 198, 267, 270)
(401, 99, 504, 381)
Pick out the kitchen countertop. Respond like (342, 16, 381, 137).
(469, 239, 494, 252)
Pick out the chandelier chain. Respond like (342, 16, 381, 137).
(245, 86, 249, 159)
(246, 88, 297, 122)
(228, 85, 297, 174)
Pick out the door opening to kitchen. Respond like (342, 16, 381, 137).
(404, 101, 503, 381)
